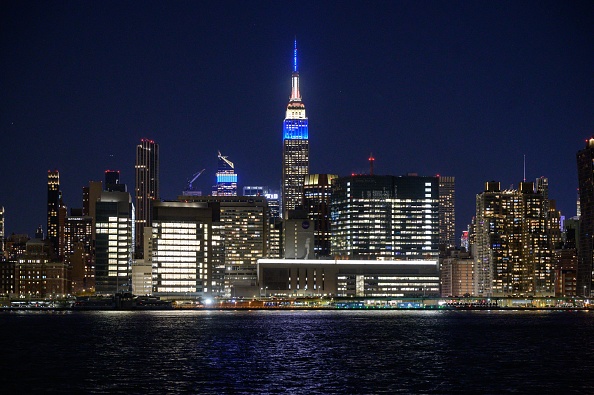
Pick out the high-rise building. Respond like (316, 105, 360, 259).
(473, 181, 556, 297)
(214, 151, 237, 196)
(577, 137, 594, 297)
(148, 201, 220, 299)
(0, 206, 4, 256)
(47, 170, 61, 258)
(65, 214, 94, 294)
(438, 176, 456, 251)
(282, 40, 309, 216)
(179, 195, 268, 297)
(330, 175, 439, 259)
(95, 191, 134, 294)
(303, 174, 337, 257)
(135, 139, 159, 254)
(105, 170, 126, 192)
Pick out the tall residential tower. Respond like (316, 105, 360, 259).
(282, 40, 309, 216)
(135, 139, 159, 255)
(577, 137, 594, 297)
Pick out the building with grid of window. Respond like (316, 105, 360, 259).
(179, 195, 268, 297)
(257, 258, 439, 298)
(95, 191, 134, 294)
(473, 181, 556, 297)
(148, 201, 221, 299)
(330, 174, 439, 260)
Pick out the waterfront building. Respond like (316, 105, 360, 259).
(131, 259, 153, 296)
(438, 176, 456, 252)
(440, 250, 474, 297)
(47, 170, 61, 258)
(554, 248, 577, 297)
(135, 138, 159, 255)
(473, 181, 555, 297)
(16, 239, 70, 298)
(303, 174, 337, 257)
(213, 151, 237, 196)
(95, 191, 134, 294)
(148, 201, 220, 299)
(0, 260, 15, 296)
(257, 258, 439, 298)
(64, 214, 94, 294)
(330, 174, 439, 260)
(577, 137, 594, 296)
(282, 40, 309, 216)
(179, 195, 267, 297)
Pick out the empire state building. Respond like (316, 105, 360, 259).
(282, 40, 309, 216)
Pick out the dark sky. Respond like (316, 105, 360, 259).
(1, 1, 594, 240)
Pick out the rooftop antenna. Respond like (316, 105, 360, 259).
(523, 154, 526, 182)
(369, 153, 375, 176)
(293, 37, 298, 72)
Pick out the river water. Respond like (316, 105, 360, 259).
(1, 309, 593, 394)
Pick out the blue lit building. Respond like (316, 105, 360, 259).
(282, 40, 309, 216)
(213, 150, 237, 196)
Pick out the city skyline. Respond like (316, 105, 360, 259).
(1, 1, 593, 237)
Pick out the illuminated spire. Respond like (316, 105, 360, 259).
(290, 39, 302, 102)
(293, 38, 298, 72)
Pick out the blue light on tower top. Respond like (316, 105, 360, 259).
(293, 39, 298, 72)
(283, 119, 308, 140)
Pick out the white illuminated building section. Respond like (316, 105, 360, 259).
(96, 216, 133, 283)
(151, 222, 208, 296)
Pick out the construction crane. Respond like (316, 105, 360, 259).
(183, 168, 205, 195)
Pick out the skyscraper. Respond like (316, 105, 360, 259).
(331, 174, 440, 259)
(282, 40, 309, 216)
(473, 181, 555, 297)
(47, 170, 60, 258)
(0, 206, 4, 256)
(577, 137, 594, 297)
(135, 139, 159, 255)
(95, 191, 134, 294)
(304, 174, 337, 257)
(438, 176, 456, 251)
(214, 151, 237, 196)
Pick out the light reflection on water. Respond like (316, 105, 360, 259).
(1, 310, 594, 394)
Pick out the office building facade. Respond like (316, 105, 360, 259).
(257, 258, 440, 298)
(180, 195, 267, 297)
(148, 201, 220, 299)
(95, 191, 134, 294)
(331, 175, 439, 259)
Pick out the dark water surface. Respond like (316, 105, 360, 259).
(1, 310, 593, 394)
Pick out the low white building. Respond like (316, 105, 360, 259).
(257, 258, 440, 298)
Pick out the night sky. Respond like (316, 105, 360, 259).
(1, 1, 593, 240)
